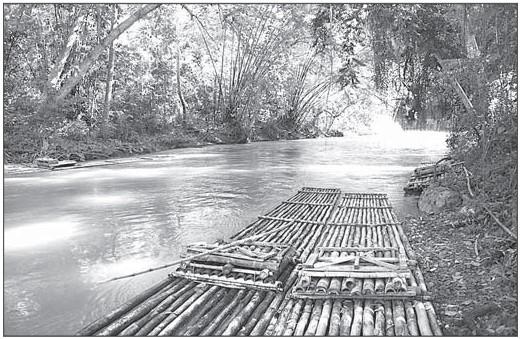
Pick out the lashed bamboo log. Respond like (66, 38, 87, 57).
(118, 280, 188, 335)
(392, 300, 408, 336)
(362, 300, 375, 336)
(198, 289, 246, 336)
(339, 300, 353, 336)
(236, 291, 276, 336)
(173, 288, 228, 335)
(263, 310, 281, 336)
(304, 300, 323, 336)
(327, 300, 342, 336)
(315, 298, 332, 335)
(157, 285, 221, 335)
(374, 302, 386, 336)
(384, 300, 394, 336)
(250, 271, 298, 336)
(213, 290, 257, 335)
(270, 298, 294, 336)
(294, 299, 314, 336)
(425, 302, 443, 336)
(95, 280, 182, 336)
(283, 299, 304, 336)
(148, 284, 211, 335)
(349, 300, 364, 336)
(222, 291, 266, 336)
(77, 278, 173, 335)
(414, 300, 433, 336)
(135, 282, 196, 335)
(404, 301, 419, 336)
(181, 288, 238, 336)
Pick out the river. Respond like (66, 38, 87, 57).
(4, 130, 448, 335)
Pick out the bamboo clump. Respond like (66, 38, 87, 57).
(78, 188, 443, 337)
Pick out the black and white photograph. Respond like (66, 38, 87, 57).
(3, 2, 517, 336)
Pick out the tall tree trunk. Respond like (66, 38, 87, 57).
(51, 4, 161, 104)
(46, 8, 86, 92)
(176, 44, 188, 125)
(102, 5, 118, 130)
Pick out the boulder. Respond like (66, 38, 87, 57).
(418, 186, 462, 214)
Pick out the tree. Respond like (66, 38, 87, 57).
(48, 4, 161, 104)
(102, 5, 118, 128)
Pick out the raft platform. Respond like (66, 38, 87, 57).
(78, 187, 442, 336)
(404, 159, 463, 193)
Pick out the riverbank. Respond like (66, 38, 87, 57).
(404, 134, 517, 335)
(4, 124, 344, 172)
(405, 212, 517, 336)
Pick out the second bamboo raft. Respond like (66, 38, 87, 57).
(78, 187, 443, 336)
(404, 159, 462, 193)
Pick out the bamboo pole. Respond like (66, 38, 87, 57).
(135, 282, 196, 335)
(304, 300, 323, 336)
(384, 300, 394, 336)
(118, 280, 188, 335)
(362, 300, 375, 336)
(199, 289, 247, 336)
(271, 298, 294, 336)
(223, 291, 266, 336)
(263, 310, 281, 336)
(349, 300, 363, 336)
(404, 301, 419, 336)
(181, 288, 238, 336)
(339, 300, 353, 336)
(148, 284, 211, 335)
(95, 280, 181, 335)
(414, 300, 433, 336)
(283, 299, 304, 336)
(315, 298, 332, 336)
(237, 291, 276, 336)
(294, 299, 314, 336)
(374, 302, 385, 336)
(76, 278, 173, 335)
(214, 290, 256, 335)
(392, 300, 408, 336)
(250, 271, 298, 335)
(157, 285, 221, 335)
(328, 300, 342, 336)
(174, 288, 228, 335)
(425, 302, 443, 336)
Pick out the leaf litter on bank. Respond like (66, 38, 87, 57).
(404, 212, 517, 336)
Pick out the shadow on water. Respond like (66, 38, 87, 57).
(4, 130, 447, 335)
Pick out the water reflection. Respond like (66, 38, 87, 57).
(4, 131, 448, 335)
(5, 216, 79, 251)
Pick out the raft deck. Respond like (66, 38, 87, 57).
(79, 187, 442, 336)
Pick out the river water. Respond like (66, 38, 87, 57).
(4, 131, 448, 335)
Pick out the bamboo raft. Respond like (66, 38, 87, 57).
(404, 159, 463, 193)
(78, 187, 442, 336)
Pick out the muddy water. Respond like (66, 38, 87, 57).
(4, 131, 447, 335)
